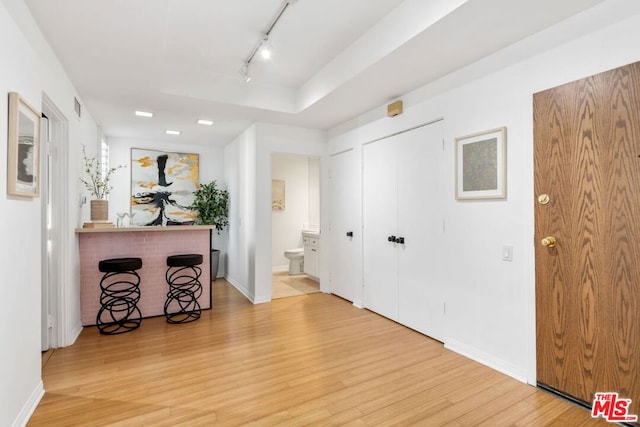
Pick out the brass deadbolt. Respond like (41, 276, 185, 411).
(541, 236, 557, 248)
(538, 194, 550, 205)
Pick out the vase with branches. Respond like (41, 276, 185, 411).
(80, 144, 126, 199)
(79, 144, 126, 221)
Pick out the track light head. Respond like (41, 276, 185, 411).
(240, 63, 252, 83)
(260, 36, 271, 60)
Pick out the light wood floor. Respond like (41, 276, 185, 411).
(30, 279, 606, 426)
(272, 271, 320, 299)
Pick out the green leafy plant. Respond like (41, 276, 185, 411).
(79, 144, 126, 199)
(191, 180, 229, 233)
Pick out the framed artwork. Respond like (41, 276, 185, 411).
(272, 179, 285, 210)
(455, 127, 507, 200)
(130, 148, 199, 225)
(7, 92, 40, 198)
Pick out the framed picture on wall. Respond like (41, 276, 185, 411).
(130, 148, 199, 225)
(7, 92, 41, 198)
(455, 127, 507, 200)
(272, 179, 285, 210)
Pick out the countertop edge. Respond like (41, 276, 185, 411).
(75, 225, 215, 233)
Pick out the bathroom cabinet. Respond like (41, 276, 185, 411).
(303, 233, 320, 281)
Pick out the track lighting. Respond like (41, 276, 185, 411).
(260, 37, 271, 60)
(241, 0, 296, 80)
(240, 62, 252, 83)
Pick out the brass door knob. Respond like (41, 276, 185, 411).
(541, 236, 557, 248)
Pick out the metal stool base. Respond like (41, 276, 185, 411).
(96, 269, 142, 335)
(164, 264, 202, 324)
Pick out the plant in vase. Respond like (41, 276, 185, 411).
(190, 180, 229, 279)
(79, 144, 126, 222)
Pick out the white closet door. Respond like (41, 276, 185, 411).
(329, 149, 358, 302)
(397, 121, 445, 341)
(363, 138, 398, 321)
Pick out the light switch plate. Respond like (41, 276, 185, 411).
(502, 245, 513, 262)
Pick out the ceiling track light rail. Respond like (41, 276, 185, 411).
(241, 0, 297, 81)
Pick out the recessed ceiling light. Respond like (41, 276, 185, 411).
(197, 119, 214, 126)
(135, 110, 154, 118)
(165, 130, 181, 135)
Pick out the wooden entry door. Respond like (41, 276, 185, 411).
(534, 62, 640, 412)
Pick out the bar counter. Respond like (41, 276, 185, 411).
(76, 225, 213, 326)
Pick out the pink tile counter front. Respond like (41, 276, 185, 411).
(77, 225, 213, 326)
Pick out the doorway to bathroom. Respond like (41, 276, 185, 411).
(271, 153, 321, 299)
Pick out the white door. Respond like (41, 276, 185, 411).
(363, 138, 398, 321)
(397, 122, 445, 341)
(329, 149, 359, 301)
(41, 95, 67, 349)
(41, 115, 51, 351)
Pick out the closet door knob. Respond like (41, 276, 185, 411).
(397, 237, 405, 244)
(346, 231, 354, 237)
(388, 235, 397, 242)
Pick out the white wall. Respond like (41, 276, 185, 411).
(271, 153, 320, 270)
(107, 137, 227, 276)
(308, 157, 320, 227)
(223, 125, 257, 299)
(0, 0, 101, 425)
(328, 0, 640, 385)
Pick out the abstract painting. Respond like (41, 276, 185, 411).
(455, 127, 506, 200)
(7, 92, 40, 198)
(131, 149, 199, 225)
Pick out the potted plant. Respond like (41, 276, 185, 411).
(79, 145, 126, 221)
(191, 180, 229, 280)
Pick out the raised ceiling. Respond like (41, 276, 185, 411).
(24, 0, 606, 146)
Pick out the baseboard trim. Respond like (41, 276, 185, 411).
(12, 380, 44, 427)
(68, 321, 83, 346)
(224, 276, 255, 303)
(444, 338, 528, 384)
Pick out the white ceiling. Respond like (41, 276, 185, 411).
(24, 0, 606, 147)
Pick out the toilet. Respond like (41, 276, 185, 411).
(284, 248, 304, 275)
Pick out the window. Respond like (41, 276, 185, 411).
(100, 137, 109, 180)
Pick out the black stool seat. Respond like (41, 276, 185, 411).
(99, 257, 142, 273)
(96, 257, 143, 335)
(167, 254, 203, 267)
(164, 253, 203, 324)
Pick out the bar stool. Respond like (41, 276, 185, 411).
(164, 254, 203, 324)
(96, 257, 143, 335)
